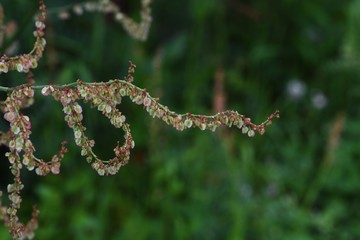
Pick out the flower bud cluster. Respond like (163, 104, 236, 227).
(77, 82, 126, 128)
(41, 78, 278, 178)
(4, 87, 35, 155)
(4, 151, 25, 239)
(0, 0, 279, 237)
(34, 142, 67, 176)
(0, 0, 46, 74)
(0, 80, 278, 240)
(2, 143, 39, 239)
(54, 0, 152, 41)
(118, 0, 152, 41)
(3, 86, 67, 177)
(0, 61, 279, 238)
(125, 62, 137, 82)
(1, 84, 67, 239)
(114, 79, 274, 136)
(48, 82, 134, 176)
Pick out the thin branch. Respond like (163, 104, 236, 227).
(47, 0, 152, 41)
(0, 0, 47, 74)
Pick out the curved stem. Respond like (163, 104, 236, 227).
(0, 79, 280, 129)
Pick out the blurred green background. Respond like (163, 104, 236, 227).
(1, 0, 360, 239)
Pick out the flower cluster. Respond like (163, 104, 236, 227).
(37, 73, 279, 178)
(0, 71, 279, 240)
(3, 86, 67, 175)
(45, 82, 134, 176)
(53, 0, 152, 41)
(0, 0, 46, 74)
(1, 151, 39, 240)
(0, 1, 279, 239)
(1, 86, 67, 239)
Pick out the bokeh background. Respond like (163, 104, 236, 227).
(1, 0, 360, 239)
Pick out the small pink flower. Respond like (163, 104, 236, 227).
(0, 62, 8, 73)
(60, 96, 71, 105)
(107, 165, 117, 175)
(22, 115, 32, 130)
(35, 167, 43, 176)
(155, 109, 164, 118)
(4, 112, 17, 123)
(133, 95, 143, 105)
(184, 119, 193, 128)
(16, 63, 24, 72)
(242, 126, 249, 134)
(143, 97, 152, 107)
(41, 86, 51, 96)
(248, 129, 255, 137)
(7, 184, 15, 193)
(105, 105, 112, 114)
(23, 87, 34, 98)
(73, 104, 83, 114)
(74, 130, 82, 139)
(51, 163, 61, 174)
(97, 168, 105, 176)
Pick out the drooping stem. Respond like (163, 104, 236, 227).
(47, 0, 152, 41)
(0, 0, 47, 74)
(0, 79, 279, 132)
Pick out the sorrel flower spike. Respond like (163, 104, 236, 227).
(0, 0, 47, 74)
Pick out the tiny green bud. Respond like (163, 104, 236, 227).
(73, 104, 83, 114)
(16, 64, 23, 72)
(86, 156, 93, 163)
(184, 119, 193, 128)
(7, 184, 15, 193)
(105, 105, 112, 114)
(0, 62, 8, 73)
(242, 126, 249, 134)
(97, 168, 105, 176)
(11, 126, 21, 135)
(237, 119, 244, 129)
(98, 104, 106, 111)
(74, 130, 82, 139)
(120, 88, 127, 96)
(248, 129, 255, 137)
(63, 106, 72, 115)
(81, 149, 87, 156)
